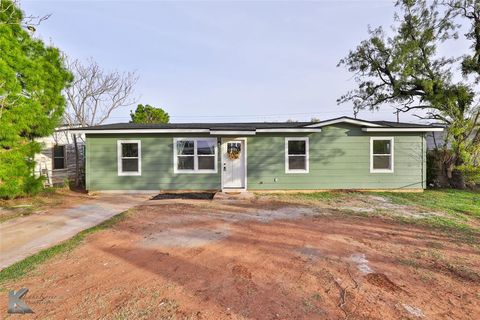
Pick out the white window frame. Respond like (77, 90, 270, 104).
(117, 140, 142, 176)
(285, 137, 309, 173)
(173, 138, 218, 174)
(370, 137, 394, 173)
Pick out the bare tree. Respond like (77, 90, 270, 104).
(63, 57, 138, 187)
(64, 57, 138, 126)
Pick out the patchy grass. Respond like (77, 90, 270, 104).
(343, 203, 479, 240)
(261, 191, 347, 204)
(0, 209, 132, 286)
(343, 204, 479, 240)
(374, 189, 480, 237)
(398, 249, 480, 283)
(269, 189, 480, 237)
(376, 189, 480, 218)
(398, 214, 475, 233)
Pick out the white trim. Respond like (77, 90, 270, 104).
(91, 190, 160, 195)
(256, 128, 322, 133)
(306, 117, 383, 128)
(285, 137, 309, 174)
(221, 138, 248, 191)
(370, 137, 394, 173)
(76, 128, 323, 134)
(210, 130, 256, 135)
(363, 127, 444, 132)
(76, 129, 211, 134)
(173, 137, 218, 174)
(117, 140, 141, 176)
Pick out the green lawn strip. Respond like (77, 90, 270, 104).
(396, 216, 479, 244)
(340, 206, 479, 242)
(375, 189, 480, 218)
(0, 209, 131, 286)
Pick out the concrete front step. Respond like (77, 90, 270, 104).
(213, 191, 255, 201)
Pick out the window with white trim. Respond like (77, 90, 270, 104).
(370, 137, 394, 173)
(174, 138, 217, 173)
(117, 140, 141, 176)
(285, 137, 309, 173)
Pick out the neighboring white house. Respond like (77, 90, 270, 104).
(34, 126, 85, 186)
(426, 126, 448, 150)
(426, 123, 478, 151)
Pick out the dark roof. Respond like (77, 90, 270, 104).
(312, 116, 443, 128)
(371, 121, 441, 128)
(81, 122, 313, 131)
(77, 116, 443, 131)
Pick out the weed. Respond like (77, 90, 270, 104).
(426, 241, 444, 249)
(311, 292, 322, 301)
(302, 296, 324, 314)
(396, 257, 420, 269)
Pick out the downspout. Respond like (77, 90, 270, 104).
(422, 133, 426, 189)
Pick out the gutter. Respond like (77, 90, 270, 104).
(70, 128, 323, 135)
(362, 127, 444, 132)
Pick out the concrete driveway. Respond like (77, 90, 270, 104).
(0, 193, 153, 270)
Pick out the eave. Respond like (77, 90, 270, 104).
(75, 128, 323, 135)
(306, 117, 383, 128)
(362, 127, 444, 132)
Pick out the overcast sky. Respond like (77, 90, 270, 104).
(22, 0, 450, 123)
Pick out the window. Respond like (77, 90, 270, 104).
(53, 145, 66, 170)
(117, 140, 141, 176)
(174, 138, 217, 173)
(370, 137, 394, 173)
(285, 137, 309, 173)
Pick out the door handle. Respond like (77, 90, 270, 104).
(223, 163, 226, 171)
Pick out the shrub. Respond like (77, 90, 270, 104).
(0, 142, 44, 199)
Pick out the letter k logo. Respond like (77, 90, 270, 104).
(8, 288, 33, 314)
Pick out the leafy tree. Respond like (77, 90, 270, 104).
(338, 0, 480, 188)
(130, 104, 169, 124)
(0, 0, 72, 198)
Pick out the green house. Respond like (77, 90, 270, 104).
(74, 117, 443, 192)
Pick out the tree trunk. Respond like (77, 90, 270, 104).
(450, 157, 466, 189)
(450, 169, 466, 189)
(73, 134, 80, 187)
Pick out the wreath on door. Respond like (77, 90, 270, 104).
(227, 144, 241, 160)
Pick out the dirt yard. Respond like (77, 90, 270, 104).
(1, 194, 479, 319)
(0, 189, 92, 223)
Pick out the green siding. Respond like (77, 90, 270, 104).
(86, 134, 221, 191)
(248, 124, 424, 190)
(85, 124, 426, 191)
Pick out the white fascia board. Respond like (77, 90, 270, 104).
(74, 128, 323, 135)
(210, 130, 256, 135)
(306, 118, 382, 128)
(256, 128, 322, 133)
(75, 129, 211, 134)
(362, 127, 444, 132)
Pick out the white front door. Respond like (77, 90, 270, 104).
(222, 140, 246, 190)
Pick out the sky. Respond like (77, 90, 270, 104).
(20, 0, 451, 124)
